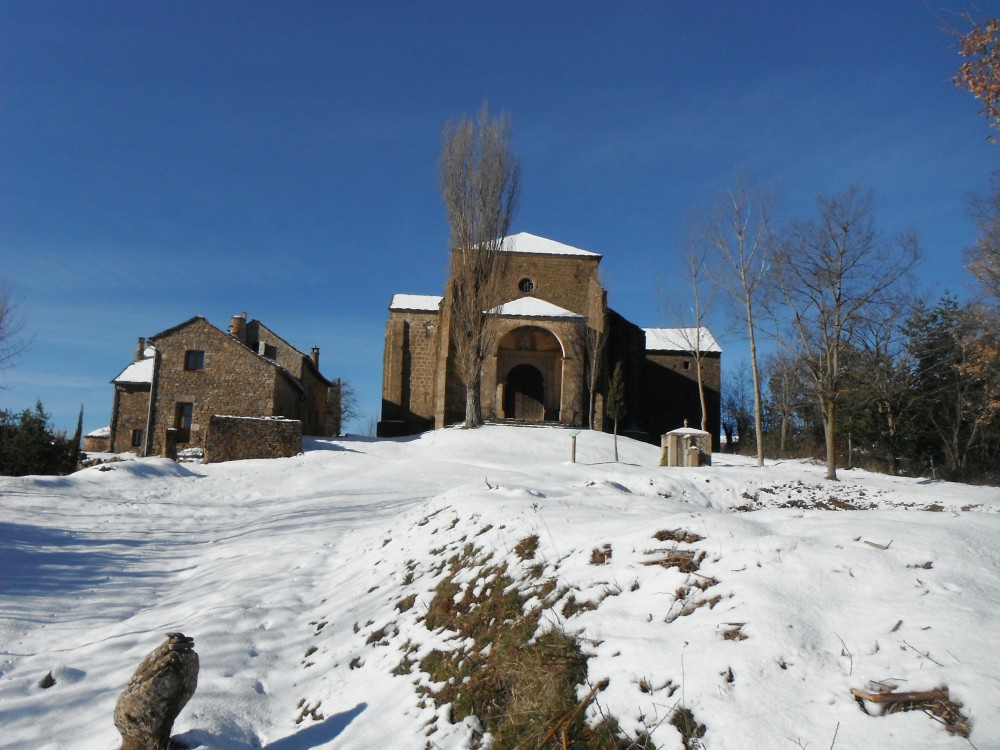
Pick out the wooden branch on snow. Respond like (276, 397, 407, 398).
(850, 685, 972, 737)
(863, 539, 893, 550)
(851, 687, 950, 704)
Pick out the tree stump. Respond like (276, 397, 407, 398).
(114, 633, 199, 750)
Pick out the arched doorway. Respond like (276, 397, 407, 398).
(505, 364, 545, 420)
(497, 326, 564, 422)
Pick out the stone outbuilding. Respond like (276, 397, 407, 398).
(378, 232, 722, 446)
(82, 426, 111, 453)
(661, 424, 713, 467)
(108, 313, 333, 458)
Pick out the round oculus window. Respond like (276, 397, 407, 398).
(518, 277, 535, 293)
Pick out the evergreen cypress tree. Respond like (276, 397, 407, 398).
(606, 362, 626, 462)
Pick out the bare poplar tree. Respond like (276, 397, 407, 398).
(775, 186, 919, 480)
(439, 104, 521, 428)
(704, 178, 774, 467)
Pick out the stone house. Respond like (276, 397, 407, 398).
(108, 313, 332, 456)
(378, 232, 722, 447)
(82, 426, 111, 453)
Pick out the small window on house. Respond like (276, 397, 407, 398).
(682, 360, 691, 370)
(518, 277, 535, 294)
(175, 402, 193, 442)
(131, 429, 144, 447)
(184, 350, 205, 371)
(262, 343, 277, 360)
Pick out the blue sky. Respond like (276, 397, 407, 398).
(2, 1, 998, 436)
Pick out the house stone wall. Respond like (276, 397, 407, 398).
(204, 416, 302, 463)
(110, 384, 151, 453)
(148, 319, 294, 455)
(242, 320, 330, 435)
(242, 319, 329, 435)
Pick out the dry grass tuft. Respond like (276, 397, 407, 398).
(590, 543, 613, 565)
(653, 528, 703, 544)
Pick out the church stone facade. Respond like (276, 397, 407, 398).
(378, 233, 721, 446)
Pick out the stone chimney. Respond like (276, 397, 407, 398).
(310, 347, 320, 368)
(135, 337, 146, 361)
(229, 312, 247, 342)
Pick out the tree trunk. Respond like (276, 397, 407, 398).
(747, 314, 765, 467)
(613, 418, 619, 462)
(695, 358, 708, 434)
(464, 374, 483, 428)
(823, 403, 838, 480)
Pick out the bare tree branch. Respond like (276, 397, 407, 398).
(0, 283, 29, 384)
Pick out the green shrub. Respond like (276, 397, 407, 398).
(0, 401, 78, 476)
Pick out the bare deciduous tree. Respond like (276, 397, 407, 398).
(439, 104, 521, 428)
(327, 379, 361, 436)
(661, 239, 719, 434)
(680, 242, 717, 434)
(704, 178, 774, 467)
(722, 361, 754, 454)
(584, 292, 608, 430)
(764, 352, 810, 457)
(967, 171, 1000, 302)
(0, 283, 28, 382)
(775, 186, 919, 480)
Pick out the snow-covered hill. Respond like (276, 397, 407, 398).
(1, 426, 998, 749)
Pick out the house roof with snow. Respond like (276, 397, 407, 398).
(499, 232, 601, 258)
(389, 294, 443, 312)
(644, 327, 722, 353)
(489, 297, 584, 318)
(112, 346, 156, 385)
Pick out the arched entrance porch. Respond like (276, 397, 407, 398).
(496, 326, 563, 422)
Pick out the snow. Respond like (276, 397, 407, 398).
(388, 294, 442, 312)
(489, 297, 584, 318)
(111, 346, 156, 384)
(85, 426, 111, 438)
(500, 232, 601, 258)
(2, 426, 999, 749)
(645, 327, 722, 354)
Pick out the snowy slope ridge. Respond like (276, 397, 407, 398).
(1, 426, 998, 749)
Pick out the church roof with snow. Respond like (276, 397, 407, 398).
(644, 327, 722, 353)
(389, 294, 443, 312)
(499, 232, 601, 258)
(489, 297, 584, 318)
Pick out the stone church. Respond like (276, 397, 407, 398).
(378, 233, 721, 447)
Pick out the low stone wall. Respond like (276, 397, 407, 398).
(204, 416, 302, 464)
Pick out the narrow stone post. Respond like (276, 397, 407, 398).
(570, 431, 579, 463)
